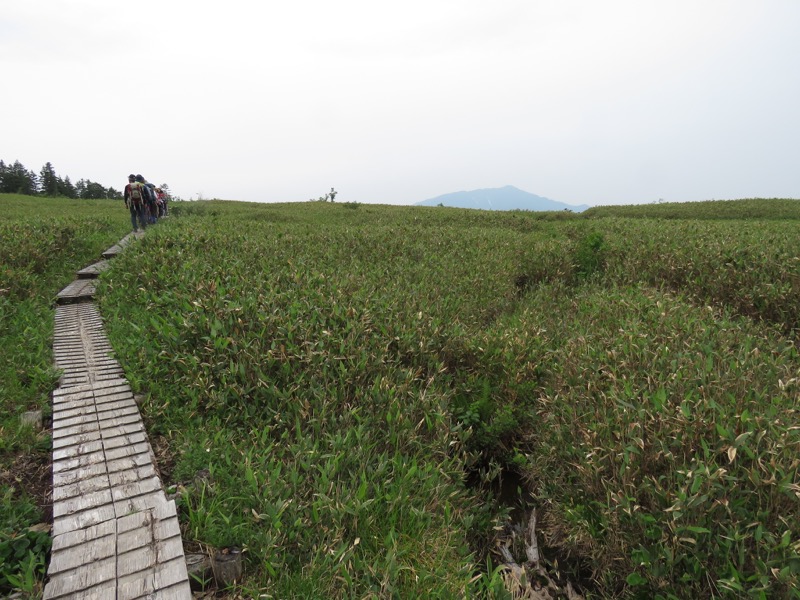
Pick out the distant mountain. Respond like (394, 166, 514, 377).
(416, 185, 589, 212)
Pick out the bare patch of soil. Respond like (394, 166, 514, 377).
(0, 447, 52, 523)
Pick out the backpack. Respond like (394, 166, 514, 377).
(129, 182, 143, 205)
(145, 184, 157, 205)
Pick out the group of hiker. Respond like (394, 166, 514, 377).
(123, 174, 168, 232)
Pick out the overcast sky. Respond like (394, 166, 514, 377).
(3, 1, 799, 207)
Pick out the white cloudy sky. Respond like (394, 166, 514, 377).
(3, 1, 799, 206)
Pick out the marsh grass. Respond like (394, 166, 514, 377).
(15, 195, 796, 598)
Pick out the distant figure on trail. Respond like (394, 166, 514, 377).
(124, 174, 147, 232)
(329, 187, 337, 202)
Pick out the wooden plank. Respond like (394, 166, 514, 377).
(100, 424, 148, 448)
(94, 397, 140, 415)
(52, 421, 101, 440)
(100, 430, 148, 451)
(52, 430, 102, 451)
(114, 490, 168, 516)
(153, 581, 194, 600)
(56, 413, 103, 430)
(52, 449, 107, 473)
(52, 473, 112, 502)
(117, 557, 192, 600)
(107, 463, 157, 488)
(101, 244, 123, 259)
(117, 536, 185, 574)
(76, 260, 110, 279)
(44, 578, 116, 600)
(43, 555, 116, 599)
(96, 412, 143, 429)
(50, 519, 116, 552)
(105, 452, 153, 474)
(54, 399, 101, 417)
(48, 531, 116, 573)
(152, 558, 193, 597)
(52, 504, 116, 537)
(116, 573, 156, 600)
(53, 384, 97, 401)
(103, 441, 151, 463)
(87, 379, 132, 395)
(52, 439, 104, 461)
(52, 462, 109, 487)
(56, 279, 96, 304)
(52, 488, 114, 518)
(111, 476, 164, 503)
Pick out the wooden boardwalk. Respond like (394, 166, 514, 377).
(45, 233, 191, 599)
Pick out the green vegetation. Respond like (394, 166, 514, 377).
(584, 197, 800, 220)
(0, 194, 129, 596)
(4, 193, 800, 597)
(0, 488, 50, 596)
(94, 198, 800, 598)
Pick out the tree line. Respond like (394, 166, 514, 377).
(0, 159, 123, 200)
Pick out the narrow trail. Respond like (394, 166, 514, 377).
(44, 232, 192, 600)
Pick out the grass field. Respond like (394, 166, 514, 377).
(3, 194, 800, 598)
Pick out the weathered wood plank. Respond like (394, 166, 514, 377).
(53, 385, 96, 401)
(52, 504, 116, 537)
(101, 244, 123, 259)
(153, 557, 193, 596)
(52, 449, 107, 473)
(52, 462, 109, 487)
(52, 421, 102, 440)
(48, 531, 116, 573)
(43, 555, 116, 598)
(50, 518, 116, 553)
(114, 490, 168, 516)
(107, 463, 157, 488)
(51, 430, 103, 450)
(52, 473, 112, 501)
(94, 398, 139, 416)
(52, 438, 104, 461)
(76, 259, 110, 279)
(52, 488, 114, 518)
(111, 476, 164, 503)
(96, 413, 144, 430)
(100, 430, 148, 451)
(105, 452, 154, 474)
(56, 279, 96, 304)
(44, 578, 116, 600)
(103, 441, 152, 462)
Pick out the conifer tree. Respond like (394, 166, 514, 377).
(0, 160, 37, 194)
(39, 162, 59, 196)
(75, 179, 87, 198)
(82, 180, 107, 199)
(58, 176, 77, 198)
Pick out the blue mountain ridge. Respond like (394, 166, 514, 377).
(416, 185, 589, 212)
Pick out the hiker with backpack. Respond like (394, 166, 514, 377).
(135, 174, 158, 224)
(124, 174, 147, 232)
